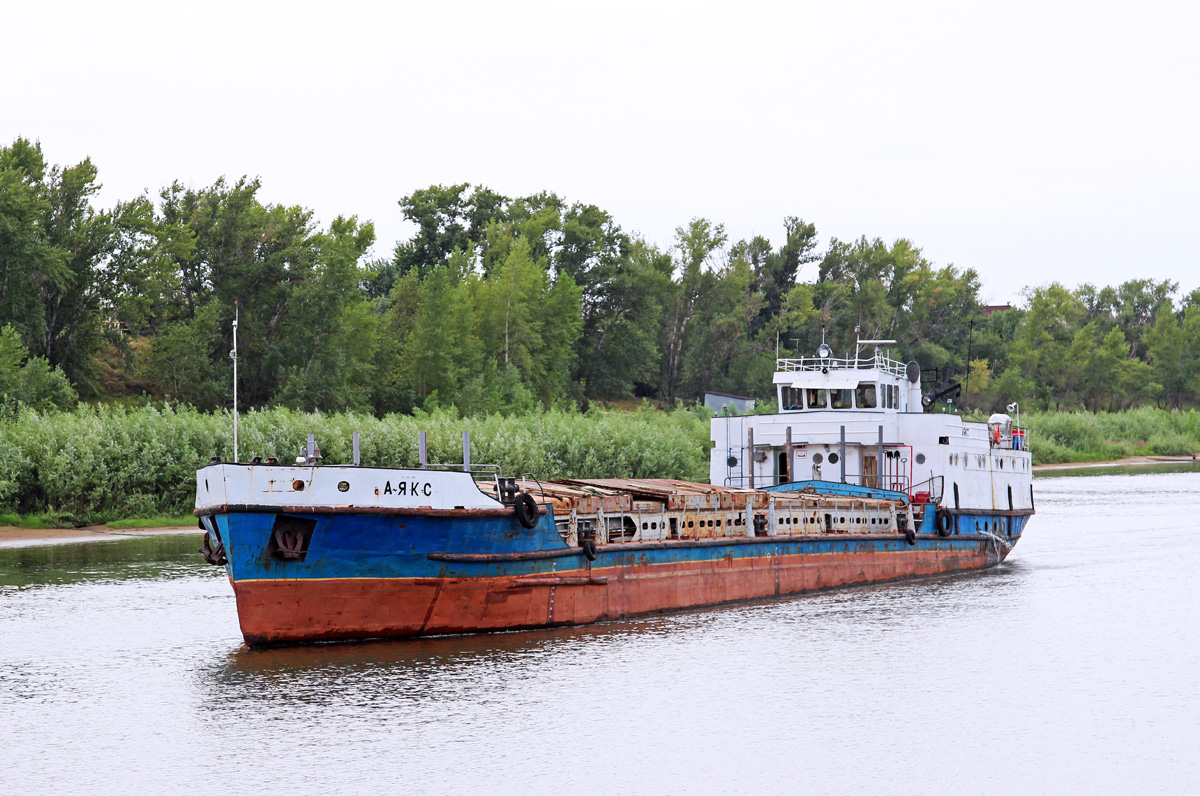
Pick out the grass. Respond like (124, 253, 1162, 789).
(103, 515, 196, 529)
(0, 512, 67, 529)
(0, 511, 195, 530)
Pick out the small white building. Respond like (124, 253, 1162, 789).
(704, 391, 756, 415)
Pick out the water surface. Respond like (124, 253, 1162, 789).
(1, 472, 1197, 795)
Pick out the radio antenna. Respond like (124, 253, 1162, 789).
(231, 301, 239, 463)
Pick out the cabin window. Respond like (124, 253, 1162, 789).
(781, 386, 802, 410)
(806, 388, 828, 409)
(856, 383, 877, 408)
(830, 389, 853, 409)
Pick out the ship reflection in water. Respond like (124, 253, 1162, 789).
(2, 468, 1198, 795)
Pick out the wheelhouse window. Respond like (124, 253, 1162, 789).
(830, 388, 852, 409)
(781, 386, 802, 410)
(856, 383, 877, 409)
(806, 388, 828, 409)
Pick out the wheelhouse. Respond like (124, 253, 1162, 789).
(774, 342, 914, 414)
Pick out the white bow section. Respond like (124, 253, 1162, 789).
(195, 464, 504, 512)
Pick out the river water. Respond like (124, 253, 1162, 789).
(1, 468, 1197, 795)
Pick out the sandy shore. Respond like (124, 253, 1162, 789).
(0, 525, 197, 549)
(1034, 455, 1198, 471)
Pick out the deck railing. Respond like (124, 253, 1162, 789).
(776, 351, 907, 379)
(723, 472, 911, 495)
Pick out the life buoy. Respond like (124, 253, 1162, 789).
(992, 425, 1001, 446)
(581, 538, 598, 561)
(514, 492, 539, 529)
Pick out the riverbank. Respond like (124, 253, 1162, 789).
(6, 454, 1197, 548)
(0, 525, 196, 549)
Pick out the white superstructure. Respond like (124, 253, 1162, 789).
(709, 343, 1033, 514)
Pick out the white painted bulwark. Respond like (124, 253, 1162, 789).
(195, 464, 504, 513)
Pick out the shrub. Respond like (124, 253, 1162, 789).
(0, 404, 712, 522)
(1147, 431, 1196, 456)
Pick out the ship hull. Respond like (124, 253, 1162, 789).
(215, 509, 1023, 645)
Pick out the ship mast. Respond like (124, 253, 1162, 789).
(231, 301, 239, 463)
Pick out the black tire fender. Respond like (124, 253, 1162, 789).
(581, 538, 598, 561)
(514, 492, 539, 529)
(904, 528, 917, 546)
(936, 510, 953, 537)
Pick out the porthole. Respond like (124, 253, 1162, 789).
(813, 453, 824, 464)
(337, 481, 350, 492)
(651, 522, 657, 530)
(642, 522, 648, 530)
(829, 453, 840, 464)
(916, 453, 926, 465)
(779, 517, 784, 525)
(292, 480, 305, 491)
(688, 520, 694, 528)
(716, 520, 722, 527)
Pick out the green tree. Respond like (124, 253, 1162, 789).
(475, 234, 583, 406)
(0, 139, 66, 350)
(393, 184, 509, 278)
(661, 219, 727, 405)
(0, 324, 77, 414)
(1008, 283, 1086, 408)
(140, 303, 225, 409)
(0, 139, 134, 394)
(681, 248, 763, 398)
(1145, 304, 1200, 409)
(150, 178, 377, 409)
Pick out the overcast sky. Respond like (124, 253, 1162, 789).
(5, 0, 1197, 304)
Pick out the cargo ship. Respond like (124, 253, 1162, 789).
(196, 339, 1033, 645)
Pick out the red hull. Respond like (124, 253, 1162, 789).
(233, 546, 1001, 645)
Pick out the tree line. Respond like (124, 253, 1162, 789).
(2, 137, 1199, 418)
